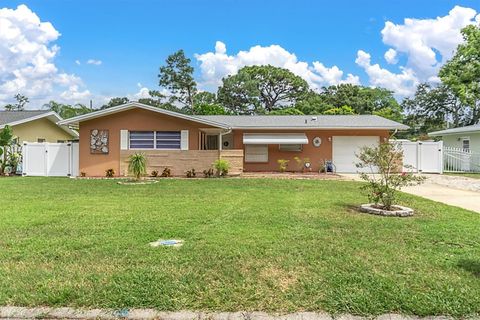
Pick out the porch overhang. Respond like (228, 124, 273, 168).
(243, 133, 309, 145)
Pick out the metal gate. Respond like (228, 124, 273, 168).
(396, 140, 443, 174)
(22, 142, 79, 177)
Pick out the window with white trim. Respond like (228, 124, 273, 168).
(129, 131, 181, 149)
(245, 144, 268, 163)
(279, 144, 302, 152)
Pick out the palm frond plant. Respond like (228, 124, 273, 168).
(128, 153, 147, 180)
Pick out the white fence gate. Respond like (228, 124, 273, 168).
(396, 140, 443, 174)
(444, 147, 480, 172)
(22, 142, 79, 177)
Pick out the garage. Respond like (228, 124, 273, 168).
(332, 136, 380, 173)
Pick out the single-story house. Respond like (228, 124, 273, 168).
(58, 102, 407, 176)
(0, 110, 78, 143)
(429, 124, 480, 153)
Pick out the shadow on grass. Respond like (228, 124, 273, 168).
(457, 259, 480, 277)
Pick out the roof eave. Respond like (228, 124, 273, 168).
(57, 102, 230, 129)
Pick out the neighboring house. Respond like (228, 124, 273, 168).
(58, 102, 407, 176)
(0, 110, 78, 143)
(429, 124, 480, 153)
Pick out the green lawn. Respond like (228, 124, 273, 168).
(0, 178, 479, 317)
(445, 172, 480, 179)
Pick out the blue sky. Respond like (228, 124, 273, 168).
(0, 0, 479, 107)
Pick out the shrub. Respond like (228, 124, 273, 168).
(128, 153, 147, 180)
(213, 159, 230, 177)
(151, 170, 159, 177)
(161, 167, 171, 177)
(203, 168, 214, 178)
(293, 156, 310, 172)
(356, 141, 425, 210)
(186, 168, 196, 178)
(105, 168, 115, 177)
(277, 159, 289, 172)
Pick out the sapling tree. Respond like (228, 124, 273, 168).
(356, 141, 425, 210)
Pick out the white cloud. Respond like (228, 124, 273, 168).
(356, 50, 419, 96)
(384, 49, 398, 64)
(75, 60, 81, 65)
(87, 59, 102, 65)
(380, 5, 479, 81)
(0, 5, 90, 107)
(356, 6, 479, 97)
(195, 41, 359, 91)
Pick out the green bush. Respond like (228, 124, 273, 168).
(213, 159, 230, 177)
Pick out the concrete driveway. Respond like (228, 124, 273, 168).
(340, 173, 480, 213)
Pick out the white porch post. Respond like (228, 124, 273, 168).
(218, 133, 222, 151)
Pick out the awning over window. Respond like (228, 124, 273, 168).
(243, 133, 309, 145)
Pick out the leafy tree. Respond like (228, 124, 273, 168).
(318, 84, 402, 120)
(217, 70, 258, 115)
(158, 50, 197, 110)
(101, 97, 129, 109)
(4, 94, 29, 111)
(294, 91, 333, 114)
(401, 83, 465, 137)
(194, 103, 228, 115)
(439, 25, 480, 125)
(193, 91, 217, 106)
(43, 101, 92, 119)
(323, 105, 357, 115)
(217, 65, 309, 114)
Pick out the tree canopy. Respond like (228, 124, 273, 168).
(439, 24, 480, 125)
(158, 49, 197, 111)
(217, 65, 309, 114)
(4, 94, 29, 111)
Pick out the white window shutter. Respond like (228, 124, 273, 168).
(120, 130, 129, 150)
(181, 130, 189, 150)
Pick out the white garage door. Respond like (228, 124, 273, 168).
(332, 136, 380, 173)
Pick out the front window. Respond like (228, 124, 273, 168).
(279, 144, 302, 152)
(462, 138, 470, 151)
(156, 131, 181, 149)
(129, 131, 181, 150)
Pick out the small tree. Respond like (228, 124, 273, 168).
(356, 142, 425, 210)
(128, 153, 147, 180)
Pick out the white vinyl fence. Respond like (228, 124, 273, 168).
(22, 142, 79, 177)
(444, 147, 480, 172)
(396, 140, 444, 174)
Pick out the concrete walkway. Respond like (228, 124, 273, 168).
(0, 306, 462, 320)
(340, 174, 480, 213)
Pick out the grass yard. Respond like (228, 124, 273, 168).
(445, 172, 480, 180)
(0, 178, 479, 317)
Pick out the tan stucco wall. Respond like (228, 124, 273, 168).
(79, 108, 216, 176)
(119, 149, 244, 177)
(12, 118, 75, 143)
(232, 129, 390, 172)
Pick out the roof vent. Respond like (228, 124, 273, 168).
(311, 116, 317, 121)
